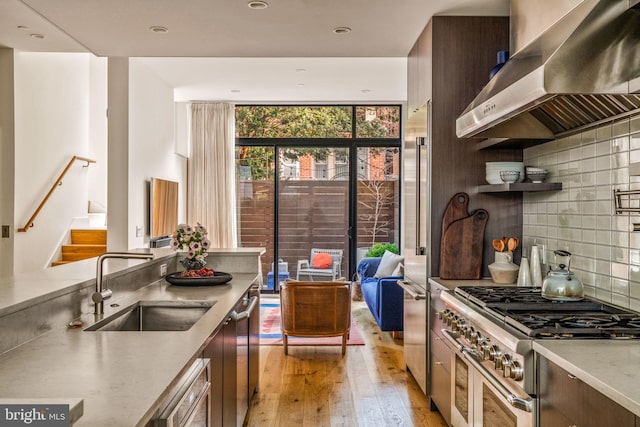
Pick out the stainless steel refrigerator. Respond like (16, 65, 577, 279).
(398, 102, 430, 395)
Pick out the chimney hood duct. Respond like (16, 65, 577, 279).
(456, 0, 640, 143)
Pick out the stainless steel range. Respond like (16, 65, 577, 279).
(432, 285, 640, 427)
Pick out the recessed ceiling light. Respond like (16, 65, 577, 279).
(333, 27, 351, 34)
(248, 1, 268, 9)
(361, 89, 371, 93)
(30, 33, 45, 39)
(297, 83, 305, 87)
(149, 26, 169, 34)
(296, 68, 307, 73)
(231, 89, 241, 93)
(17, 25, 29, 30)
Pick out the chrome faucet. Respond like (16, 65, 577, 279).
(92, 252, 155, 315)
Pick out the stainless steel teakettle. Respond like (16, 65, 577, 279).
(541, 250, 584, 301)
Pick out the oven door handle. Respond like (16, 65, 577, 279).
(441, 329, 466, 352)
(463, 349, 535, 413)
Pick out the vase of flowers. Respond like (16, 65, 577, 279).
(171, 223, 211, 272)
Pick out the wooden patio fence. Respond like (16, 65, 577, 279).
(238, 180, 398, 287)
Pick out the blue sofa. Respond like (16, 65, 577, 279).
(357, 257, 404, 331)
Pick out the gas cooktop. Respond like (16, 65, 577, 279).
(454, 286, 640, 339)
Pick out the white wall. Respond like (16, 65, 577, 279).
(13, 52, 93, 273)
(128, 59, 187, 250)
(88, 56, 108, 209)
(0, 49, 15, 277)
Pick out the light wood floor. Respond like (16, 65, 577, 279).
(246, 298, 448, 427)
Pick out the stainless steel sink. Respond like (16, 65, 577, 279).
(85, 300, 215, 331)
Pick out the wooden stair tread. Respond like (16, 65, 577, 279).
(71, 229, 107, 245)
(51, 229, 108, 267)
(61, 253, 101, 261)
(62, 244, 107, 252)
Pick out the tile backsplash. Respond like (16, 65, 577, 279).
(523, 114, 640, 310)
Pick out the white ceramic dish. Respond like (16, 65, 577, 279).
(486, 161, 525, 184)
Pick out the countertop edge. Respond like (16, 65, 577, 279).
(533, 340, 640, 417)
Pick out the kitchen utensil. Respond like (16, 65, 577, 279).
(517, 251, 532, 286)
(530, 245, 543, 286)
(488, 251, 519, 284)
(441, 192, 469, 238)
(486, 161, 525, 184)
(492, 239, 505, 252)
(542, 250, 584, 300)
(440, 209, 489, 279)
(499, 170, 520, 183)
(527, 171, 548, 183)
(507, 237, 519, 252)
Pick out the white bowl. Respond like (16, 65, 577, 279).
(527, 171, 548, 183)
(500, 170, 520, 183)
(486, 162, 524, 183)
(526, 167, 546, 173)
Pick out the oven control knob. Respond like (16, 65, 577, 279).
(457, 323, 467, 334)
(438, 309, 450, 321)
(472, 331, 482, 345)
(489, 345, 502, 368)
(452, 319, 465, 333)
(463, 326, 473, 340)
(508, 360, 524, 381)
(447, 314, 458, 327)
(467, 327, 477, 343)
(500, 354, 513, 377)
(478, 341, 491, 360)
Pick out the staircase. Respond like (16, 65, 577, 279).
(51, 229, 107, 266)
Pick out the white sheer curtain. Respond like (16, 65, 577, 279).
(187, 102, 237, 248)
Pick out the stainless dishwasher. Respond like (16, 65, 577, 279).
(230, 288, 260, 427)
(157, 358, 211, 427)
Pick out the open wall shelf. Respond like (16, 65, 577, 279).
(477, 182, 562, 193)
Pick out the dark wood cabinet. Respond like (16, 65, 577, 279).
(203, 316, 237, 427)
(537, 356, 635, 427)
(407, 22, 432, 118)
(407, 15, 519, 277)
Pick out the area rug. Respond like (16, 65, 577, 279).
(259, 299, 365, 346)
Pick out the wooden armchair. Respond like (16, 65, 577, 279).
(279, 280, 351, 356)
(296, 248, 343, 281)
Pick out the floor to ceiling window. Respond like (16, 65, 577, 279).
(235, 105, 401, 292)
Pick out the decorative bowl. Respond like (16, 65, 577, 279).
(500, 170, 520, 183)
(526, 166, 546, 173)
(486, 161, 524, 184)
(527, 171, 548, 183)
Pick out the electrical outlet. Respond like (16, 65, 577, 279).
(1, 226, 9, 238)
(160, 264, 167, 276)
(136, 226, 143, 237)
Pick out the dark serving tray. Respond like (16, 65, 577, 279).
(165, 271, 233, 286)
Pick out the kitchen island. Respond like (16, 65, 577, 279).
(0, 247, 264, 426)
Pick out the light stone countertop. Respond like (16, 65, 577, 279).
(534, 340, 640, 417)
(0, 248, 264, 427)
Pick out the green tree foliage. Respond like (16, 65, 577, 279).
(235, 106, 400, 180)
(236, 106, 352, 138)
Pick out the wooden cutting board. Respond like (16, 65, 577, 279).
(440, 208, 489, 279)
(441, 192, 469, 238)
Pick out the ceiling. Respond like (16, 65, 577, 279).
(0, 0, 510, 102)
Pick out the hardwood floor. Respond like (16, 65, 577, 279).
(246, 299, 448, 427)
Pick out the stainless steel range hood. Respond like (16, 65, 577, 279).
(456, 0, 640, 143)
